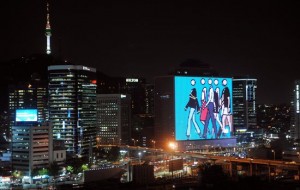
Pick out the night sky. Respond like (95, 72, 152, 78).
(1, 0, 300, 104)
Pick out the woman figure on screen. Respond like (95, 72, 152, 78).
(214, 87, 224, 138)
(202, 86, 217, 139)
(184, 88, 201, 140)
(221, 84, 232, 134)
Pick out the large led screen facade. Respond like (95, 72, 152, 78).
(175, 76, 233, 141)
(16, 109, 38, 122)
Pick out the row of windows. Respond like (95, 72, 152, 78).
(56, 153, 64, 159)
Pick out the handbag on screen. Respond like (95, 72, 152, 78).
(200, 100, 208, 121)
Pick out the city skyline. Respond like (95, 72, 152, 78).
(1, 0, 300, 104)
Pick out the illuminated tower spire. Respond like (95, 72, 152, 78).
(45, 1, 52, 54)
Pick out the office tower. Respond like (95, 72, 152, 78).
(291, 80, 300, 140)
(12, 120, 53, 177)
(8, 82, 48, 140)
(0, 54, 54, 113)
(97, 74, 154, 145)
(97, 74, 147, 115)
(96, 94, 131, 146)
(155, 75, 236, 151)
(232, 77, 257, 133)
(154, 60, 238, 151)
(48, 65, 97, 156)
(154, 61, 219, 148)
(120, 78, 146, 115)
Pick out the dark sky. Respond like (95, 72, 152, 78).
(1, 0, 300, 104)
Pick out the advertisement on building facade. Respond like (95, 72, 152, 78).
(175, 76, 233, 141)
(16, 109, 38, 122)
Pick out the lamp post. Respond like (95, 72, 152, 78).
(271, 149, 275, 160)
(282, 151, 285, 161)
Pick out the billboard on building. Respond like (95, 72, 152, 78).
(15, 109, 38, 122)
(175, 76, 233, 141)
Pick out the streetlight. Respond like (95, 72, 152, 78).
(282, 151, 285, 161)
(271, 149, 275, 160)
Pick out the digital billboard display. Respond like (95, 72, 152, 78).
(16, 109, 38, 122)
(175, 76, 233, 141)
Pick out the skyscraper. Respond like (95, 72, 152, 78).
(291, 80, 300, 140)
(232, 77, 257, 133)
(96, 94, 131, 146)
(96, 74, 153, 145)
(48, 65, 97, 156)
(154, 61, 220, 149)
(8, 81, 48, 141)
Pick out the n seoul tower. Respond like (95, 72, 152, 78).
(45, 1, 52, 54)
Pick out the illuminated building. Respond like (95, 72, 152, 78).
(11, 121, 53, 177)
(97, 74, 154, 145)
(48, 65, 97, 156)
(232, 77, 257, 134)
(97, 75, 148, 115)
(96, 94, 131, 145)
(154, 61, 234, 149)
(45, 1, 51, 54)
(8, 82, 48, 140)
(291, 80, 300, 139)
(155, 75, 236, 150)
(120, 78, 146, 115)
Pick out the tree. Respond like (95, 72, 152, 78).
(66, 166, 74, 174)
(38, 168, 49, 176)
(12, 170, 22, 179)
(81, 164, 89, 171)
